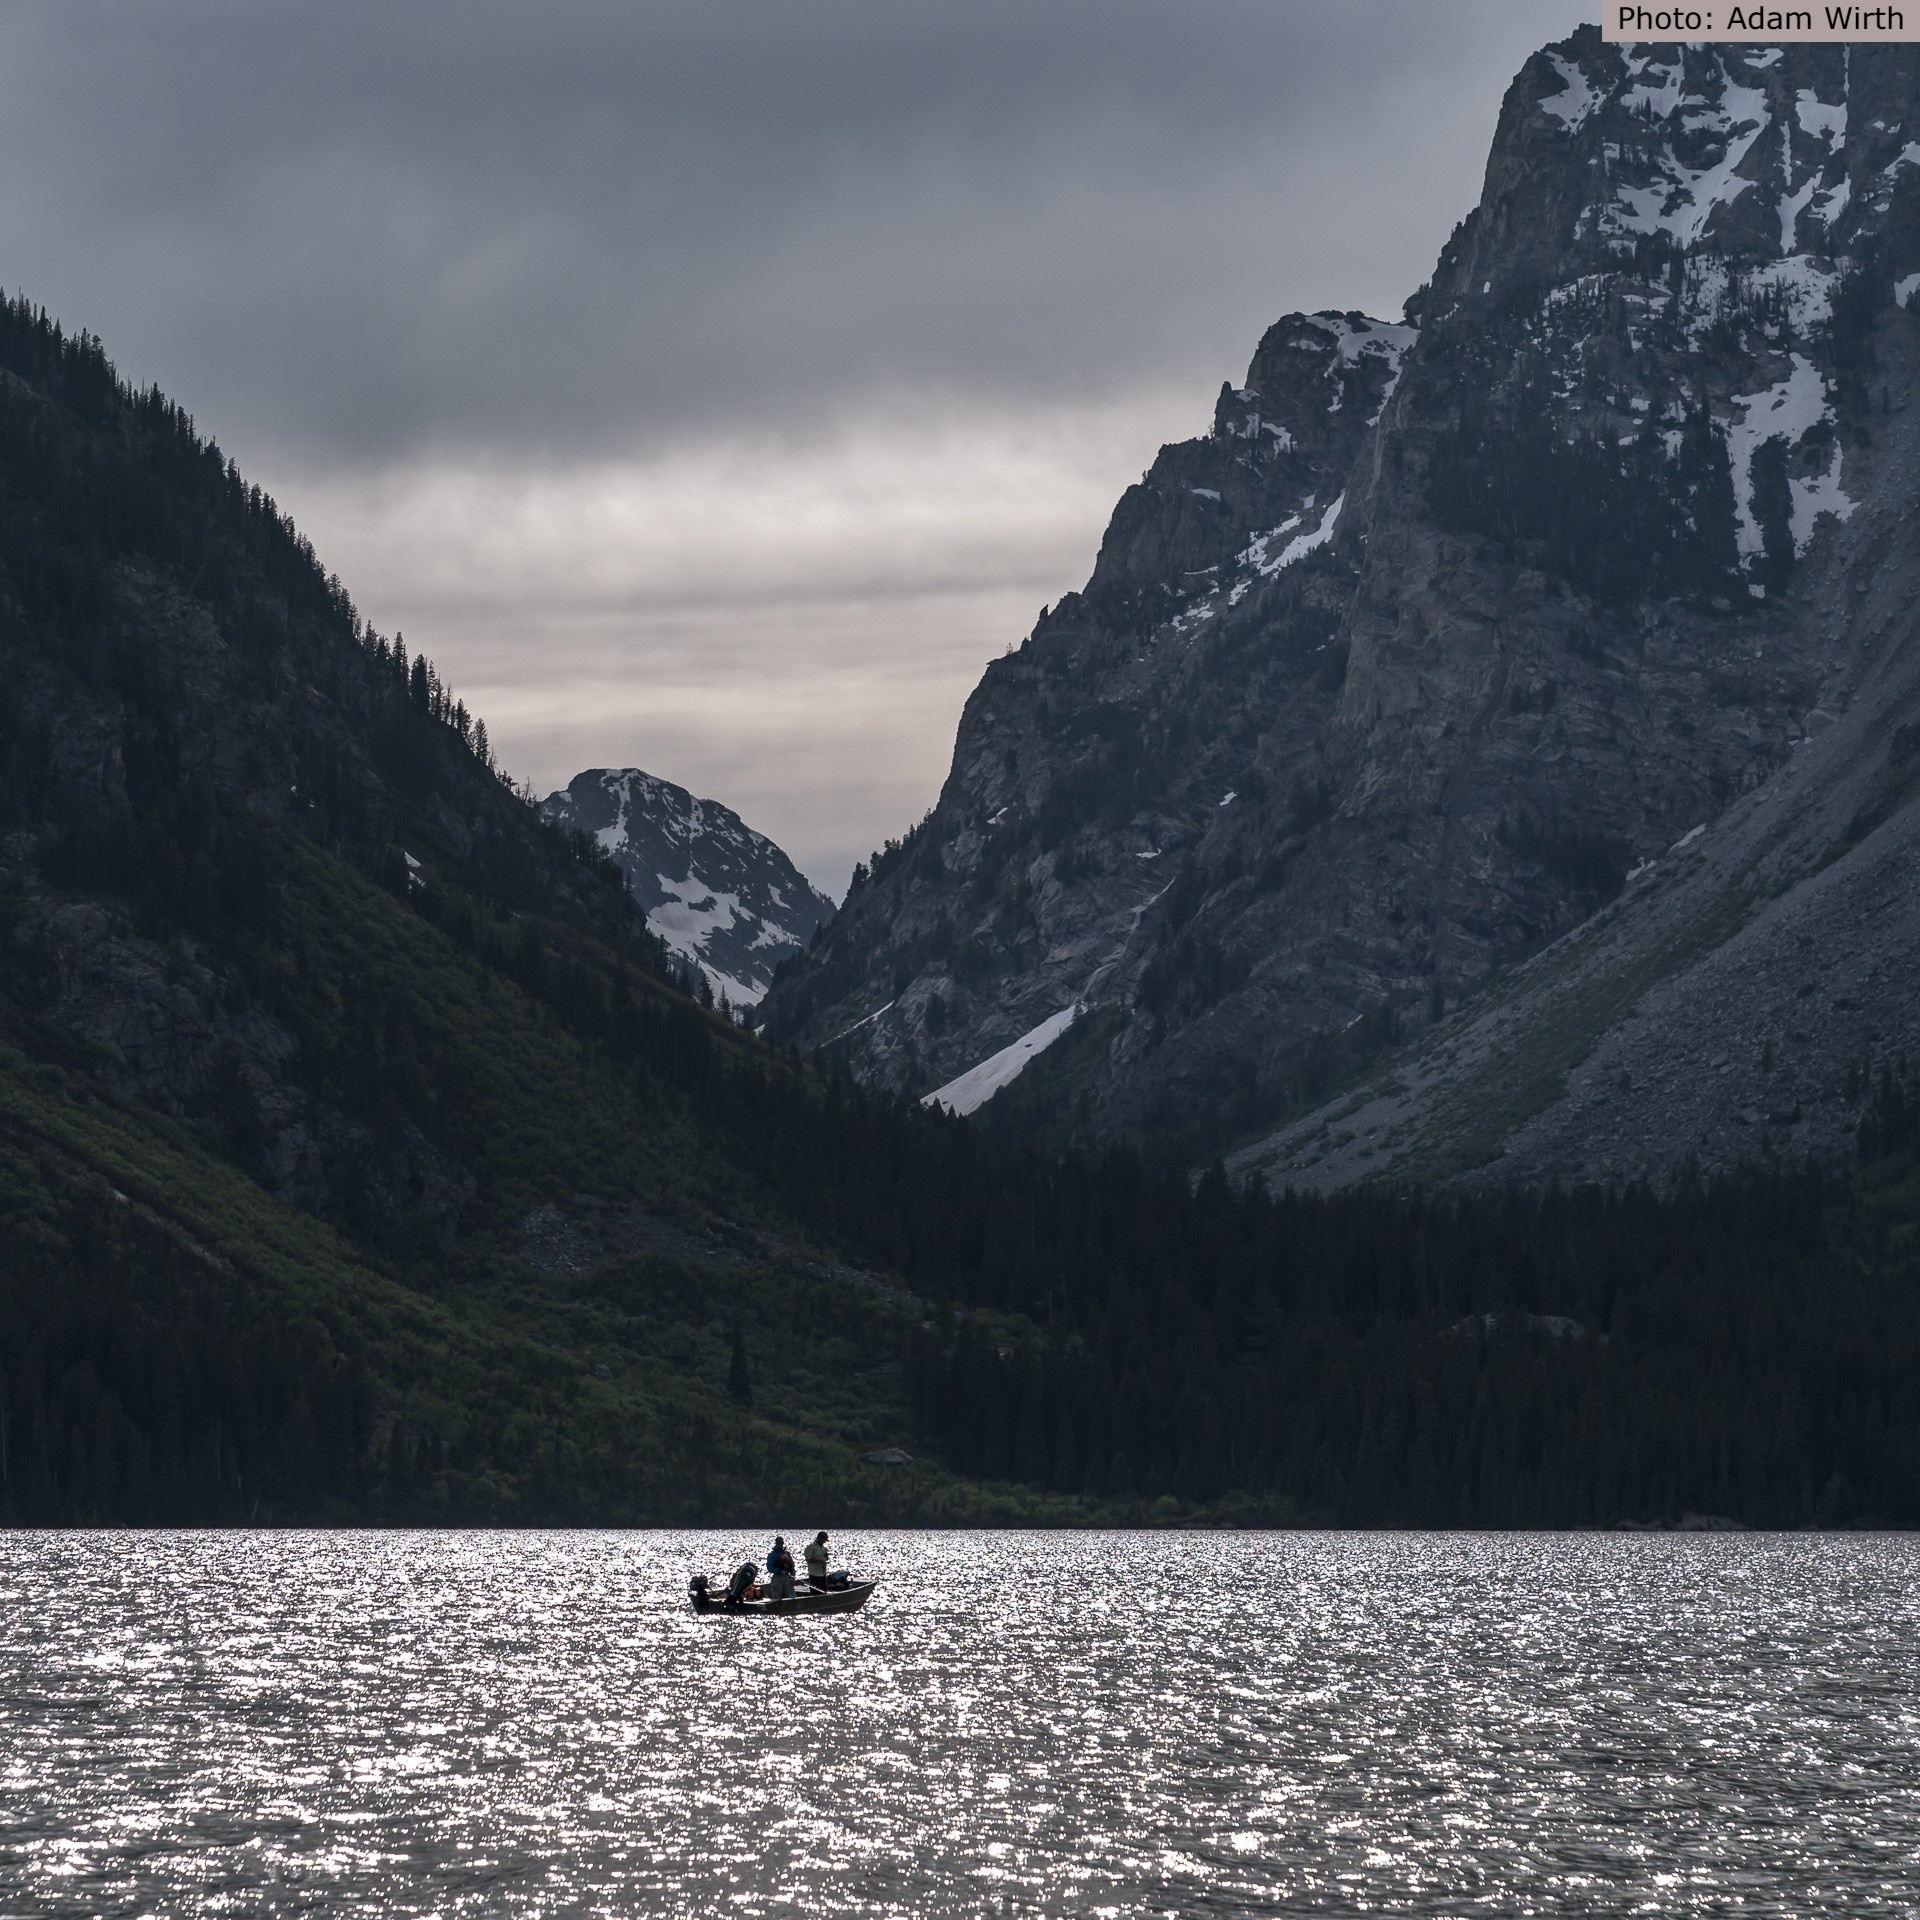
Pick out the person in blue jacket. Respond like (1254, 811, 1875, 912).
(766, 1535, 797, 1599)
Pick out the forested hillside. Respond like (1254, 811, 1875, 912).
(0, 294, 1005, 1526)
(1, 294, 1917, 1531)
(907, 1099, 1920, 1527)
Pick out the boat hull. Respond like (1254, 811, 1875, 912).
(689, 1579, 874, 1616)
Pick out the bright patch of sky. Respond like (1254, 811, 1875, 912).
(289, 401, 1157, 894)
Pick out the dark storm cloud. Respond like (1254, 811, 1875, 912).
(0, 1, 1593, 889)
(0, 0, 1589, 467)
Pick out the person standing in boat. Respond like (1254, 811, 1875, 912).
(804, 1531, 830, 1587)
(766, 1535, 797, 1599)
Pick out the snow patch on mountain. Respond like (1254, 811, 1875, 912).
(1778, 158, 1819, 255)
(1621, 53, 1680, 115)
(1789, 443, 1857, 551)
(1797, 89, 1847, 145)
(1299, 315, 1419, 421)
(1747, 255, 1839, 329)
(922, 1006, 1080, 1117)
(543, 769, 833, 1008)
(1540, 52, 1598, 132)
(1606, 59, 1772, 249)
(1726, 356, 1853, 559)
(1244, 494, 1345, 580)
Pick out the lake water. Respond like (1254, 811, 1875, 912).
(3, 1531, 1917, 1914)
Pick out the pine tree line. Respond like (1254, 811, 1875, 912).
(905, 1164, 1918, 1526)
(1425, 377, 1743, 607)
(0, 1188, 370, 1524)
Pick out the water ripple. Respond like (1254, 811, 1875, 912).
(2, 1532, 1917, 1913)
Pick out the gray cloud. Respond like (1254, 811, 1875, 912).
(0, 0, 1592, 889)
(2, 0, 1590, 462)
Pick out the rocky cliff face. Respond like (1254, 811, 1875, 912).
(541, 769, 833, 1007)
(763, 29, 1920, 1180)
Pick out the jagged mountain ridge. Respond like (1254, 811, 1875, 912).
(767, 307, 1413, 1115)
(542, 769, 833, 1007)
(764, 28, 1920, 1181)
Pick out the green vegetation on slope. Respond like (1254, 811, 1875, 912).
(0, 797, 1113, 1525)
(0, 293, 1089, 1524)
(0, 1025, 1099, 1528)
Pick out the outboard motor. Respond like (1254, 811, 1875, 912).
(689, 1574, 709, 1610)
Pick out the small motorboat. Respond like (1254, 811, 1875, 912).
(688, 1572, 875, 1616)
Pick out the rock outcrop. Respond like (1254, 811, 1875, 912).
(764, 30, 1920, 1183)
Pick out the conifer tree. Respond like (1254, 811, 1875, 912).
(728, 1326, 753, 1408)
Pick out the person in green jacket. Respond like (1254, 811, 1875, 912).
(804, 1531, 830, 1586)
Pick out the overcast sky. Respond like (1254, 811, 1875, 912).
(0, 0, 1589, 894)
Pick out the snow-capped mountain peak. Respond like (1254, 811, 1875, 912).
(542, 769, 832, 1006)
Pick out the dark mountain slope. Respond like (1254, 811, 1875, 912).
(0, 297, 655, 1228)
(763, 31, 1920, 1184)
(0, 297, 1073, 1524)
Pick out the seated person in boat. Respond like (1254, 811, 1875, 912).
(724, 1560, 759, 1609)
(765, 1536, 797, 1599)
(804, 1531, 830, 1586)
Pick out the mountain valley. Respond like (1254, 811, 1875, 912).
(4, 29, 1920, 1532)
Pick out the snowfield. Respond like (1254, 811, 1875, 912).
(922, 1006, 1080, 1117)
